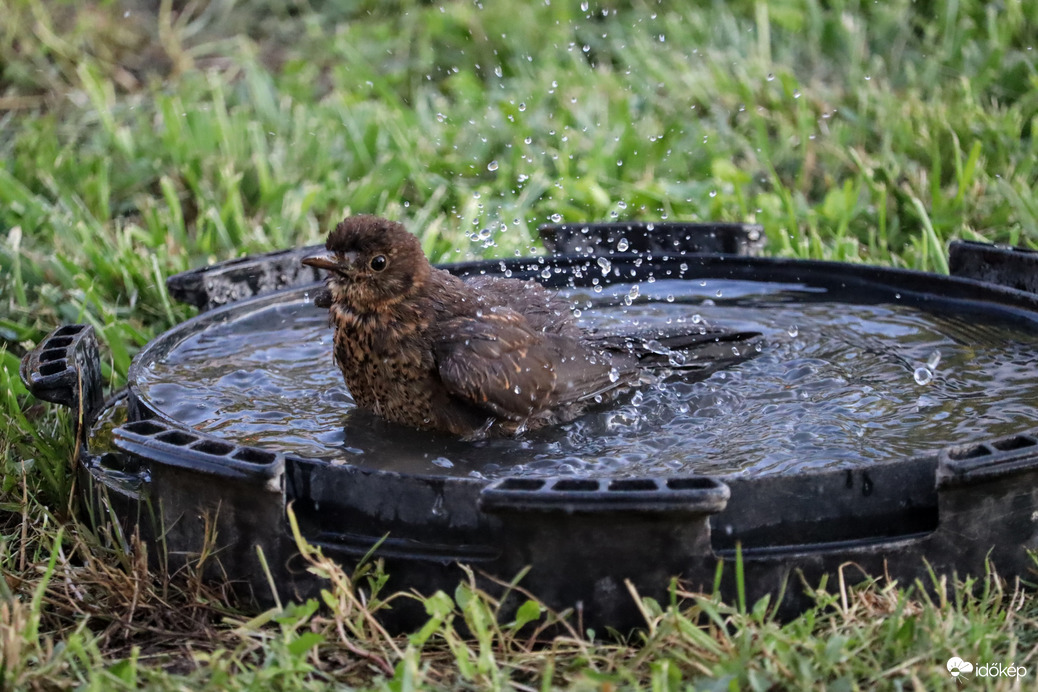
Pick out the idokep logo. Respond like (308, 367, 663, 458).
(946, 656, 1028, 682)
(946, 657, 973, 680)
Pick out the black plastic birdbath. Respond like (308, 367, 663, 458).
(20, 223, 1038, 631)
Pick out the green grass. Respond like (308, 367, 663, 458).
(2, 0, 1038, 688)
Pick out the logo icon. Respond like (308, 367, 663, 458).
(947, 657, 974, 680)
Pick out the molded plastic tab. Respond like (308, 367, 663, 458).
(166, 245, 327, 311)
(19, 324, 104, 430)
(937, 430, 1038, 487)
(948, 240, 1038, 295)
(478, 475, 730, 514)
(113, 418, 283, 487)
(538, 221, 766, 257)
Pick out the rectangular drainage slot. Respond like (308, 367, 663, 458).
(39, 349, 67, 362)
(992, 436, 1037, 452)
(38, 361, 67, 376)
(192, 439, 235, 456)
(54, 325, 86, 336)
(552, 479, 600, 492)
(495, 478, 546, 492)
(157, 430, 197, 447)
(45, 337, 73, 348)
(607, 479, 658, 492)
(124, 420, 165, 436)
(947, 444, 992, 461)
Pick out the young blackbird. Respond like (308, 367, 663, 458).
(303, 215, 760, 438)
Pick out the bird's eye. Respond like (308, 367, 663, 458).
(369, 255, 388, 272)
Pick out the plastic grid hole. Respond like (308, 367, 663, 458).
(496, 478, 546, 492)
(947, 444, 992, 461)
(666, 477, 720, 491)
(54, 325, 86, 336)
(156, 430, 198, 447)
(39, 349, 67, 362)
(992, 436, 1037, 453)
(38, 361, 67, 376)
(191, 439, 235, 456)
(552, 479, 600, 492)
(123, 420, 165, 436)
(45, 337, 73, 349)
(231, 447, 277, 465)
(607, 479, 659, 492)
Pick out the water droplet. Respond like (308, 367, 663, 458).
(927, 350, 941, 369)
(518, 102, 526, 111)
(597, 256, 612, 275)
(608, 368, 620, 383)
(787, 324, 799, 338)
(766, 73, 775, 81)
(540, 268, 552, 279)
(793, 89, 802, 99)
(616, 238, 629, 252)
(617, 200, 627, 209)
(580, 0, 589, 11)
(487, 160, 499, 171)
(913, 367, 933, 386)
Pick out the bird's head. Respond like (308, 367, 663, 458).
(302, 215, 431, 313)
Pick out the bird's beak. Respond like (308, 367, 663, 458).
(302, 250, 347, 272)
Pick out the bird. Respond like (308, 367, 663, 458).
(302, 215, 761, 438)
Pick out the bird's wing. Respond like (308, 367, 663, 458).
(464, 275, 581, 338)
(434, 309, 640, 421)
(433, 310, 560, 421)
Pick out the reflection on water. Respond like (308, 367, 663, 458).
(134, 279, 1038, 478)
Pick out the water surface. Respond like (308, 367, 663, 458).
(134, 279, 1038, 478)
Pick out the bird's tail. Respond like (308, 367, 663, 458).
(589, 326, 764, 376)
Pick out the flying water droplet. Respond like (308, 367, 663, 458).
(616, 238, 630, 252)
(487, 160, 499, 171)
(597, 256, 612, 275)
(913, 367, 933, 386)
(927, 350, 941, 369)
(787, 325, 799, 338)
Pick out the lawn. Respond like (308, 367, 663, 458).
(2, 0, 1037, 688)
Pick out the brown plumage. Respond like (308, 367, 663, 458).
(303, 215, 759, 438)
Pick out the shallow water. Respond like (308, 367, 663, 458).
(134, 279, 1038, 478)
